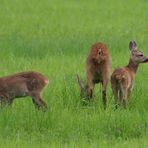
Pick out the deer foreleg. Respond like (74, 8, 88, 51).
(102, 79, 108, 110)
(31, 92, 47, 110)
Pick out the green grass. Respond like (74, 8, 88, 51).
(0, 0, 148, 147)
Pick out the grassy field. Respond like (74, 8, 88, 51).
(0, 0, 148, 147)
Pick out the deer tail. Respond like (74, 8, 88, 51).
(115, 74, 126, 83)
(44, 77, 49, 85)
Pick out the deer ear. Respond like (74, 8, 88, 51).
(129, 41, 137, 50)
(76, 74, 85, 90)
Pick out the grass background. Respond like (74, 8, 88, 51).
(0, 0, 148, 147)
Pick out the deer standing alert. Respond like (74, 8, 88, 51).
(111, 41, 148, 109)
(77, 42, 112, 109)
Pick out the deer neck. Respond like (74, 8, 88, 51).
(127, 59, 139, 74)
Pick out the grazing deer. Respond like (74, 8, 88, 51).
(111, 41, 148, 109)
(77, 42, 111, 109)
(0, 71, 48, 109)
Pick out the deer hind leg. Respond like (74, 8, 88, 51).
(120, 85, 128, 109)
(0, 98, 7, 107)
(111, 82, 119, 109)
(127, 85, 133, 99)
(30, 91, 47, 110)
(7, 99, 13, 107)
(0, 95, 13, 107)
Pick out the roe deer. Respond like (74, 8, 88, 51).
(0, 71, 48, 109)
(111, 41, 148, 109)
(77, 42, 111, 109)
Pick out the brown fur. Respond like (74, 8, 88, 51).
(111, 41, 148, 109)
(0, 71, 48, 109)
(77, 42, 111, 109)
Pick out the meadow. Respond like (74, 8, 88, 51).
(0, 0, 148, 147)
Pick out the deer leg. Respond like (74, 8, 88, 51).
(115, 90, 119, 109)
(123, 94, 127, 109)
(120, 86, 128, 109)
(102, 80, 108, 110)
(0, 96, 13, 107)
(111, 81, 119, 109)
(0, 96, 6, 107)
(0, 100, 7, 107)
(87, 77, 94, 100)
(30, 92, 47, 109)
(0, 101, 13, 108)
(7, 99, 13, 107)
(88, 82, 94, 101)
(112, 84, 119, 109)
(127, 85, 133, 99)
(87, 71, 95, 100)
(119, 90, 123, 105)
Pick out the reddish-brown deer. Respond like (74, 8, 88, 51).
(0, 71, 48, 109)
(77, 42, 112, 109)
(111, 41, 148, 109)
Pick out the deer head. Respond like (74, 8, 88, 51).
(90, 43, 109, 64)
(129, 41, 148, 64)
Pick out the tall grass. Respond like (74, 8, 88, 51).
(0, 0, 148, 147)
